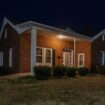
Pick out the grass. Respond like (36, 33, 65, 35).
(0, 75, 105, 105)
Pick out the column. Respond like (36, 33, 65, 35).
(74, 38, 76, 67)
(31, 27, 37, 75)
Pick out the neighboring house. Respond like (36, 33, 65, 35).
(0, 17, 105, 75)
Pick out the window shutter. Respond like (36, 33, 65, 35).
(52, 49, 55, 66)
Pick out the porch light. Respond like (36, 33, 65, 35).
(57, 34, 65, 39)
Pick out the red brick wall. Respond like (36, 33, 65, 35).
(18, 29, 92, 73)
(76, 40, 91, 69)
(20, 31, 31, 73)
(37, 30, 74, 66)
(92, 35, 105, 72)
(0, 24, 20, 73)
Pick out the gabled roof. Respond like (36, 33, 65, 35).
(0, 17, 17, 38)
(92, 29, 105, 41)
(0, 17, 104, 41)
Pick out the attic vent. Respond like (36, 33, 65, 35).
(66, 27, 74, 32)
(66, 27, 71, 31)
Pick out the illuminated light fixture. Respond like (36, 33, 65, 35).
(57, 34, 65, 39)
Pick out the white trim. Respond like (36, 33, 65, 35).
(92, 29, 105, 41)
(45, 48, 52, 66)
(0, 17, 17, 38)
(31, 28, 37, 75)
(2, 17, 105, 42)
(36, 47, 53, 67)
(100, 51, 105, 65)
(0, 17, 92, 41)
(17, 27, 32, 34)
(16, 21, 92, 40)
(71, 50, 74, 67)
(78, 53, 85, 67)
(74, 38, 76, 67)
(63, 49, 73, 67)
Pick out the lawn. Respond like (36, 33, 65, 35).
(0, 75, 105, 105)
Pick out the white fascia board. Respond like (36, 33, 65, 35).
(17, 27, 32, 34)
(92, 29, 105, 42)
(0, 17, 18, 38)
(16, 21, 92, 41)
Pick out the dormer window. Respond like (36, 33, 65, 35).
(5, 28, 7, 38)
(102, 33, 105, 41)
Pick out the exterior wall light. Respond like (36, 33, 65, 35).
(57, 35, 65, 39)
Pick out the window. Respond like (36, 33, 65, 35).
(0, 52, 3, 66)
(36, 48, 43, 63)
(36, 47, 52, 66)
(5, 28, 7, 38)
(78, 53, 84, 67)
(9, 48, 12, 67)
(46, 49, 51, 63)
(100, 51, 105, 65)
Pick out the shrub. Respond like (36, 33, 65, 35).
(53, 65, 66, 78)
(0, 67, 10, 76)
(66, 67, 77, 77)
(96, 65, 105, 75)
(34, 66, 51, 80)
(78, 67, 89, 76)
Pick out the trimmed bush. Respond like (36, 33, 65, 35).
(53, 65, 66, 78)
(67, 67, 77, 77)
(78, 67, 89, 76)
(34, 66, 51, 80)
(96, 65, 105, 75)
(0, 67, 10, 76)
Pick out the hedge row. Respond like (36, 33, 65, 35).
(34, 66, 89, 80)
(96, 65, 105, 75)
(0, 67, 12, 76)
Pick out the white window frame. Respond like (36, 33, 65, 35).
(78, 53, 85, 67)
(100, 51, 105, 65)
(36, 47, 43, 64)
(44, 48, 52, 66)
(9, 48, 12, 67)
(63, 49, 73, 67)
(0, 52, 3, 66)
(36, 47, 52, 66)
(5, 28, 7, 38)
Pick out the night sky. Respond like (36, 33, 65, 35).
(0, 0, 105, 36)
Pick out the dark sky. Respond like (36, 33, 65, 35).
(0, 0, 105, 36)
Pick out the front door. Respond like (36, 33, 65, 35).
(63, 49, 73, 67)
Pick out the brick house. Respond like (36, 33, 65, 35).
(0, 17, 105, 74)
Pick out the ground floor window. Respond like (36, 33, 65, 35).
(100, 51, 105, 65)
(36, 48, 43, 63)
(36, 47, 52, 66)
(78, 53, 85, 67)
(0, 51, 3, 66)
